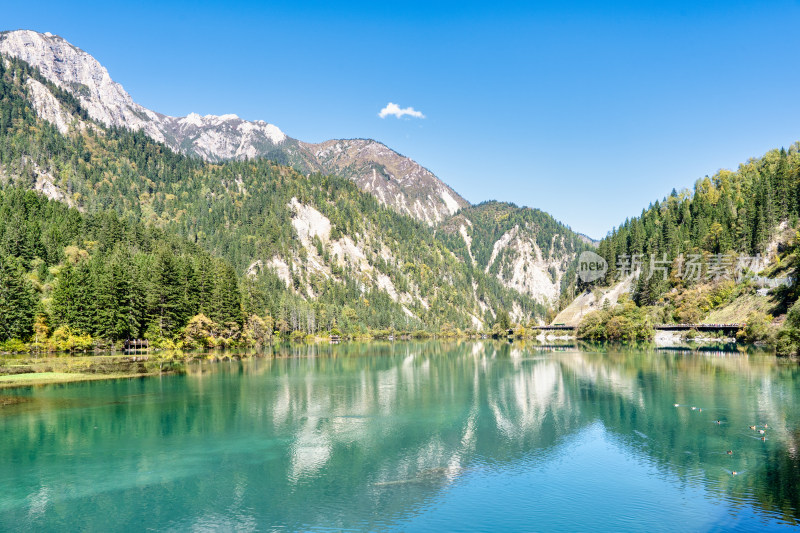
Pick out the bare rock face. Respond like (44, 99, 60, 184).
(442, 202, 588, 306)
(0, 29, 468, 224)
(24, 78, 72, 135)
(481, 224, 576, 305)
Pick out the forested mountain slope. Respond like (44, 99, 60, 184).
(561, 141, 800, 352)
(0, 187, 248, 344)
(595, 145, 800, 305)
(0, 53, 569, 339)
(441, 201, 589, 311)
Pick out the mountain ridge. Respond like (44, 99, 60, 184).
(0, 29, 469, 224)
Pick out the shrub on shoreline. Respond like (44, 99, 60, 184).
(577, 297, 654, 341)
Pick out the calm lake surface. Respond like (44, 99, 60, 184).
(2, 342, 800, 531)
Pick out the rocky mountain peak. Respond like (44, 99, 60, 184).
(0, 30, 166, 143)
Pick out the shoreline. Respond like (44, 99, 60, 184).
(0, 336, 782, 392)
(0, 354, 183, 391)
(0, 371, 161, 390)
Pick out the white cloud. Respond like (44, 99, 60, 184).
(378, 102, 425, 119)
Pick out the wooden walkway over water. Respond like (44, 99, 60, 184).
(654, 324, 744, 333)
(524, 324, 745, 333)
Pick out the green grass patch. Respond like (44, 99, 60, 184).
(0, 372, 85, 383)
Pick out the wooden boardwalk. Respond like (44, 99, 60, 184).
(522, 324, 745, 333)
(654, 323, 744, 333)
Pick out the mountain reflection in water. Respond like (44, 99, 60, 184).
(1, 341, 798, 531)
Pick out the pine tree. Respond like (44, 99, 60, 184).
(51, 262, 77, 329)
(148, 250, 187, 337)
(193, 254, 215, 317)
(211, 259, 243, 327)
(0, 255, 36, 341)
(95, 250, 135, 340)
(74, 260, 97, 335)
(129, 254, 152, 338)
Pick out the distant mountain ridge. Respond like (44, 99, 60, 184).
(0, 29, 468, 224)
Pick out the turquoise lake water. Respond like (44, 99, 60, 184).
(1, 342, 800, 531)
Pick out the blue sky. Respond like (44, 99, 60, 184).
(5, 1, 800, 238)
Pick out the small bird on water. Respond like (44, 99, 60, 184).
(749, 426, 757, 431)
(727, 450, 733, 455)
(732, 471, 739, 476)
